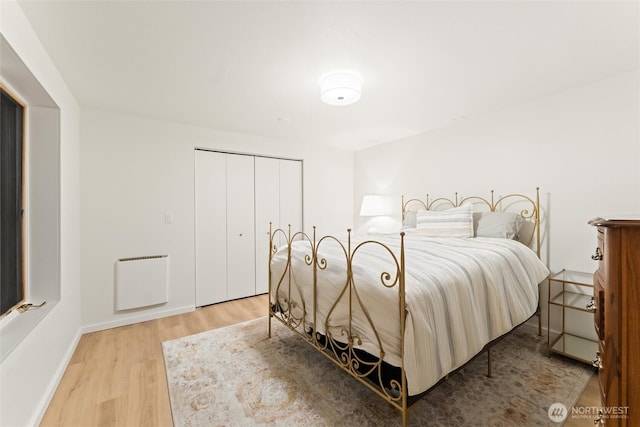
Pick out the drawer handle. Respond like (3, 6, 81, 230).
(592, 351, 603, 369)
(594, 409, 604, 425)
(591, 247, 603, 261)
(586, 297, 596, 313)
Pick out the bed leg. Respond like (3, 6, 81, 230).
(268, 306, 272, 339)
(401, 408, 408, 427)
(537, 283, 542, 336)
(487, 347, 492, 378)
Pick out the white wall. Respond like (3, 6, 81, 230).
(354, 72, 639, 335)
(355, 72, 639, 271)
(80, 109, 353, 331)
(0, 1, 82, 426)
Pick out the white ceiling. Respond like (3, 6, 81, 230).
(17, 0, 639, 151)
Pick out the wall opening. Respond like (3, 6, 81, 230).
(0, 34, 61, 361)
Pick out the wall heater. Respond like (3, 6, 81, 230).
(115, 255, 169, 311)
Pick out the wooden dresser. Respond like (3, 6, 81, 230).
(588, 217, 640, 426)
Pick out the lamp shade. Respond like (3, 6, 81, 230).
(359, 195, 388, 217)
(320, 72, 362, 106)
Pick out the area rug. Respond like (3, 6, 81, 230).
(162, 318, 593, 426)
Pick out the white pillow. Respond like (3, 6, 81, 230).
(473, 211, 523, 239)
(402, 210, 417, 230)
(415, 203, 473, 238)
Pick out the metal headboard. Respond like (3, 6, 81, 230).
(401, 188, 541, 257)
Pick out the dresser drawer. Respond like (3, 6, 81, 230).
(598, 341, 606, 403)
(593, 271, 605, 340)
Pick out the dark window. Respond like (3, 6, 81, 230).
(1, 86, 25, 316)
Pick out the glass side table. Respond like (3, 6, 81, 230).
(547, 269, 598, 364)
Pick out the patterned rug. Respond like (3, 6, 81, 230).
(162, 318, 593, 426)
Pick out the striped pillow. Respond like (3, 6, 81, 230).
(415, 203, 473, 238)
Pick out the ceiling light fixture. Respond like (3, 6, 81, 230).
(320, 72, 362, 106)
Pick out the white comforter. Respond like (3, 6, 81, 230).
(270, 233, 549, 395)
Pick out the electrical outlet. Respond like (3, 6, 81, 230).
(165, 212, 174, 224)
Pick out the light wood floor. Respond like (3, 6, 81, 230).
(41, 294, 269, 427)
(41, 294, 599, 426)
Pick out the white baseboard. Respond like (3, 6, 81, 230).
(28, 328, 82, 427)
(81, 305, 195, 334)
(530, 322, 561, 338)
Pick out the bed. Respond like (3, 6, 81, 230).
(267, 189, 549, 426)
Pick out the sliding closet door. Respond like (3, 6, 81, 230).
(255, 157, 280, 294)
(279, 160, 303, 234)
(195, 150, 227, 306)
(254, 158, 302, 294)
(225, 154, 256, 300)
(196, 151, 301, 304)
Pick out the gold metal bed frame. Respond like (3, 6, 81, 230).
(268, 188, 542, 426)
